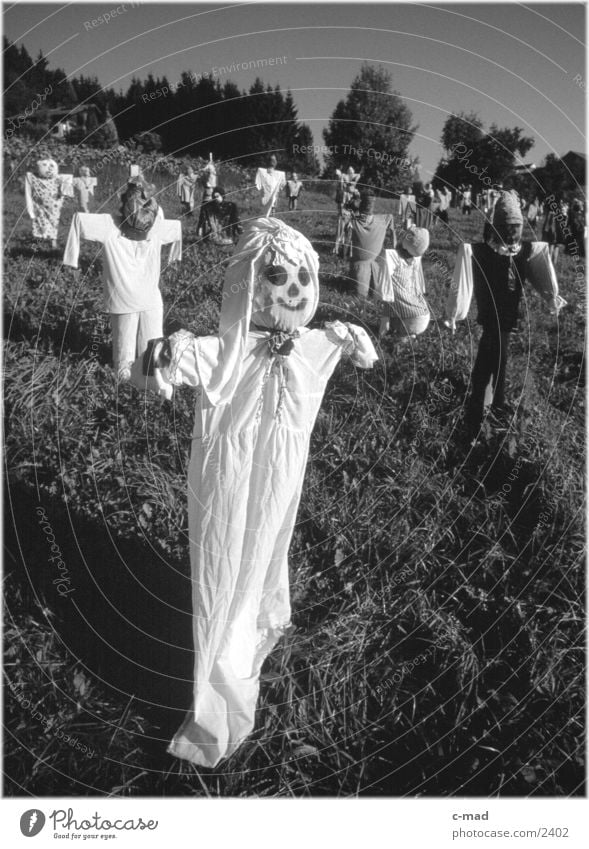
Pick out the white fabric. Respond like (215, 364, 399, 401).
(110, 305, 164, 368)
(63, 213, 182, 313)
(255, 169, 286, 214)
(196, 217, 320, 407)
(146, 323, 377, 767)
(73, 176, 96, 211)
(375, 249, 426, 305)
(445, 241, 565, 323)
(177, 174, 197, 207)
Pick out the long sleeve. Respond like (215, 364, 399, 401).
(417, 257, 426, 295)
(255, 169, 263, 192)
(446, 243, 474, 322)
(527, 242, 567, 311)
(130, 330, 201, 397)
(156, 219, 182, 263)
(24, 172, 35, 218)
(325, 321, 379, 369)
(62, 213, 111, 268)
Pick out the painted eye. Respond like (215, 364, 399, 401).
(264, 265, 288, 286)
(298, 268, 310, 286)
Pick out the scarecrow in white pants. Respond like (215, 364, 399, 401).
(130, 217, 378, 767)
(63, 177, 182, 381)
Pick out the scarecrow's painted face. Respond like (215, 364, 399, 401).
(251, 249, 318, 332)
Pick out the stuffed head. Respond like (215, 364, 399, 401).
(212, 186, 225, 204)
(250, 229, 319, 333)
(400, 227, 430, 258)
(119, 177, 158, 241)
(490, 190, 523, 252)
(37, 159, 58, 179)
(224, 218, 319, 336)
(359, 189, 376, 216)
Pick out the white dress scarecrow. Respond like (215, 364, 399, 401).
(72, 166, 97, 213)
(255, 162, 286, 216)
(130, 217, 378, 767)
(24, 158, 71, 245)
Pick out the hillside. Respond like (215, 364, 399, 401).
(3, 147, 585, 796)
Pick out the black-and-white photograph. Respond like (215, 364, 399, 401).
(2, 0, 586, 837)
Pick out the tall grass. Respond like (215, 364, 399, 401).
(3, 159, 585, 796)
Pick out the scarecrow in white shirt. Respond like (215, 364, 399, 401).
(445, 190, 565, 435)
(130, 217, 378, 767)
(63, 176, 182, 382)
(255, 154, 286, 216)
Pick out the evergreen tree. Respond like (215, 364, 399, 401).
(322, 63, 417, 191)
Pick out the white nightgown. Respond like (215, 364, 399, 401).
(156, 322, 377, 767)
(255, 168, 286, 216)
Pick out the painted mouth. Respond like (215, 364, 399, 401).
(277, 297, 309, 311)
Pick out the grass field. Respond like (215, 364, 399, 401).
(3, 156, 585, 796)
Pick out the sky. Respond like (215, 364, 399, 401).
(3, 1, 586, 179)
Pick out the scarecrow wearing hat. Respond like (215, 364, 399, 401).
(130, 217, 378, 767)
(63, 176, 182, 382)
(445, 190, 566, 435)
(375, 227, 431, 339)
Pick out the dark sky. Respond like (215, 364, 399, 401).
(3, 2, 586, 177)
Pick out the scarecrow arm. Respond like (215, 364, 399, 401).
(130, 329, 202, 395)
(325, 321, 378, 369)
(445, 242, 474, 329)
(63, 213, 110, 268)
(527, 242, 567, 312)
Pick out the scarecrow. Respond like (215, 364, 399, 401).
(130, 217, 378, 766)
(445, 190, 566, 435)
(24, 158, 72, 248)
(73, 165, 97, 213)
(63, 176, 182, 381)
(376, 227, 431, 339)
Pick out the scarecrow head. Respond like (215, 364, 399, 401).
(399, 227, 429, 260)
(212, 186, 225, 206)
(36, 159, 58, 179)
(249, 226, 319, 332)
(489, 190, 523, 253)
(223, 218, 319, 336)
(119, 177, 158, 241)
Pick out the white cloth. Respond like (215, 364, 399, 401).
(141, 322, 377, 767)
(376, 249, 428, 318)
(63, 213, 182, 313)
(446, 241, 565, 323)
(110, 305, 164, 368)
(436, 188, 451, 211)
(73, 176, 96, 212)
(255, 168, 286, 214)
(177, 174, 197, 207)
(198, 217, 320, 407)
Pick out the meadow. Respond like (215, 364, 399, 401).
(3, 151, 585, 796)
